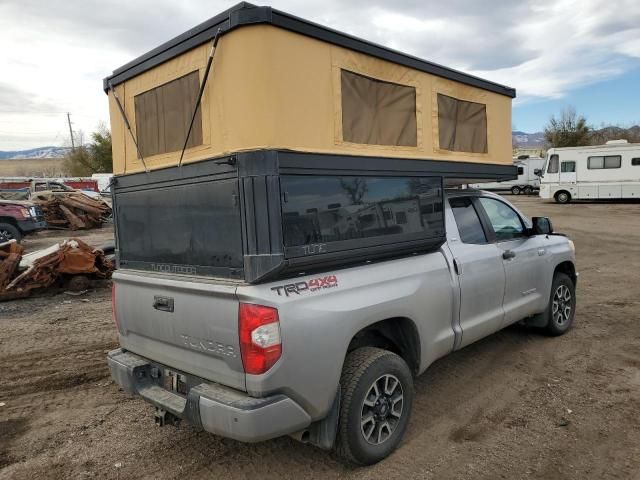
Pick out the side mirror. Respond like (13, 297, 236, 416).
(534, 168, 542, 176)
(532, 217, 553, 235)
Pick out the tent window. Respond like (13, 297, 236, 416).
(341, 70, 417, 147)
(437, 94, 487, 153)
(134, 71, 202, 158)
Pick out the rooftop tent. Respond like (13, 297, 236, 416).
(104, 2, 516, 177)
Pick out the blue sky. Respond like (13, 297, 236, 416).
(513, 67, 640, 132)
(0, 0, 639, 149)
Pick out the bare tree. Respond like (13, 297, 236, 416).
(544, 107, 591, 148)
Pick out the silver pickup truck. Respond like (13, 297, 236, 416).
(108, 189, 576, 465)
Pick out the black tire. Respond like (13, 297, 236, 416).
(523, 185, 533, 195)
(0, 223, 22, 243)
(555, 191, 571, 204)
(335, 347, 413, 465)
(511, 186, 521, 195)
(543, 272, 576, 336)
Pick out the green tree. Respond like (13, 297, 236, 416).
(543, 107, 591, 148)
(63, 124, 112, 176)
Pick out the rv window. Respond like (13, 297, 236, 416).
(517, 167, 524, 175)
(134, 71, 203, 158)
(341, 70, 417, 147)
(632, 158, 640, 166)
(588, 155, 621, 169)
(437, 94, 488, 153)
(561, 161, 576, 173)
(449, 197, 487, 244)
(547, 154, 559, 173)
(281, 175, 443, 250)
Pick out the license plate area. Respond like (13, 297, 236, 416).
(163, 369, 189, 395)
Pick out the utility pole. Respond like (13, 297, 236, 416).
(66, 112, 75, 151)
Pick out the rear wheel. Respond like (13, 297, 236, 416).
(0, 223, 21, 243)
(511, 186, 521, 195)
(555, 191, 571, 204)
(335, 347, 413, 465)
(523, 185, 534, 195)
(543, 273, 576, 336)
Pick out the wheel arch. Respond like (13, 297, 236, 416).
(0, 216, 20, 227)
(554, 260, 577, 286)
(554, 190, 571, 203)
(346, 317, 421, 376)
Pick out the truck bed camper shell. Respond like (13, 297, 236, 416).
(104, 3, 517, 283)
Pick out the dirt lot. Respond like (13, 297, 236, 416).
(1, 197, 639, 479)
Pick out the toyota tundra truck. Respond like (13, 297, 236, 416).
(107, 185, 576, 465)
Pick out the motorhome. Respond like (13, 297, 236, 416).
(540, 140, 640, 203)
(471, 156, 545, 194)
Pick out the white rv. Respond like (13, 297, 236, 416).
(540, 140, 640, 203)
(471, 157, 545, 194)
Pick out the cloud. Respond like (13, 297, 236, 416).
(0, 0, 639, 148)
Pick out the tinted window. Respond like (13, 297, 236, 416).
(281, 176, 443, 248)
(561, 161, 576, 173)
(116, 179, 243, 276)
(588, 155, 621, 169)
(547, 154, 559, 173)
(449, 197, 487, 244)
(478, 197, 524, 241)
(632, 158, 640, 166)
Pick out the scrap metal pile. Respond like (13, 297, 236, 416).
(31, 191, 111, 230)
(0, 238, 113, 300)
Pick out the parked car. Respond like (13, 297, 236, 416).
(0, 199, 46, 242)
(108, 189, 577, 465)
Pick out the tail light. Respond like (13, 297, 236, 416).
(239, 303, 282, 375)
(111, 284, 120, 332)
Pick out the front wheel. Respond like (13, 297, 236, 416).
(543, 273, 576, 336)
(0, 223, 22, 243)
(335, 347, 413, 465)
(555, 191, 571, 204)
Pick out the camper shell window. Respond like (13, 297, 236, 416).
(437, 94, 488, 154)
(588, 155, 621, 169)
(547, 154, 559, 173)
(134, 71, 203, 158)
(341, 70, 417, 147)
(281, 175, 443, 257)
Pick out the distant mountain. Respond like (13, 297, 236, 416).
(0, 146, 70, 160)
(512, 131, 545, 148)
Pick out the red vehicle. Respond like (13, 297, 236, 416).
(0, 178, 99, 193)
(0, 199, 47, 242)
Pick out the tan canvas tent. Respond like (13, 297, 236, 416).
(105, 3, 518, 283)
(104, 3, 515, 176)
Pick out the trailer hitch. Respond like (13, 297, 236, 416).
(155, 408, 181, 427)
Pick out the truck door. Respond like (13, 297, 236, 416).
(559, 160, 577, 184)
(446, 196, 506, 348)
(476, 197, 546, 326)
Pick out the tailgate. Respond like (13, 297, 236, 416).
(113, 270, 245, 391)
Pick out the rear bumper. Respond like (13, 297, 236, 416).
(107, 348, 311, 442)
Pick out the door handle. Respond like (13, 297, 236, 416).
(502, 250, 516, 260)
(153, 296, 174, 312)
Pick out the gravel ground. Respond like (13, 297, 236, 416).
(1, 196, 639, 479)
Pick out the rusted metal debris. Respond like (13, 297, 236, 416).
(0, 238, 113, 301)
(31, 191, 111, 230)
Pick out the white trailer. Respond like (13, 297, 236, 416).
(539, 140, 640, 203)
(471, 157, 545, 195)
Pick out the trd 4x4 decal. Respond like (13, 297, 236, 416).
(271, 275, 338, 296)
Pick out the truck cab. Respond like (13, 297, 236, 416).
(0, 199, 46, 242)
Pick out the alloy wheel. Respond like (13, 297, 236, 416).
(360, 374, 404, 445)
(552, 284, 572, 326)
